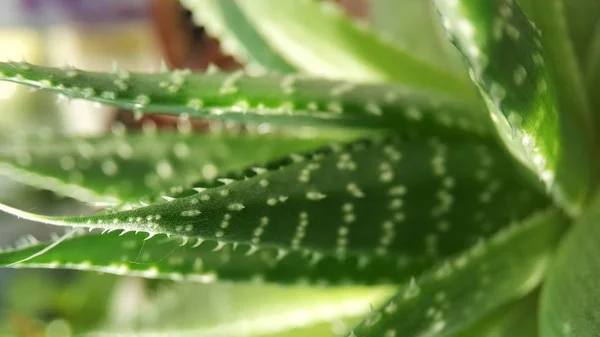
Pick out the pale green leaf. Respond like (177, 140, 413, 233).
(180, 0, 296, 74)
(539, 193, 600, 337)
(0, 62, 490, 137)
(350, 209, 567, 337)
(0, 131, 329, 205)
(434, 0, 592, 215)
(86, 283, 393, 337)
(0, 135, 549, 274)
(183, 0, 478, 102)
(369, 0, 465, 75)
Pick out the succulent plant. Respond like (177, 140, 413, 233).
(0, 0, 598, 336)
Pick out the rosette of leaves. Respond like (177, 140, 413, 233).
(0, 0, 598, 336)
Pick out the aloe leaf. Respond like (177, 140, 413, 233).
(349, 208, 567, 337)
(455, 292, 539, 337)
(86, 283, 393, 337)
(183, 0, 477, 102)
(539, 194, 600, 337)
(179, 0, 296, 74)
(517, 0, 594, 141)
(586, 23, 600, 123)
(433, 0, 592, 215)
(0, 62, 490, 136)
(369, 0, 465, 75)
(561, 1, 600, 68)
(0, 231, 414, 285)
(0, 131, 329, 205)
(0, 135, 549, 272)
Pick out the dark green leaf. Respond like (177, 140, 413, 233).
(0, 231, 408, 285)
(0, 135, 549, 270)
(434, 0, 592, 215)
(517, 0, 594, 154)
(350, 208, 567, 337)
(562, 0, 600, 69)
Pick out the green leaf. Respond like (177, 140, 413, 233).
(180, 0, 297, 74)
(183, 0, 477, 102)
(349, 208, 567, 337)
(561, 1, 600, 68)
(0, 131, 330, 205)
(517, 0, 594, 149)
(0, 135, 550, 272)
(433, 0, 592, 215)
(539, 193, 600, 337)
(86, 283, 393, 337)
(369, 0, 465, 75)
(0, 231, 409, 285)
(586, 22, 600, 125)
(455, 292, 539, 337)
(0, 62, 490, 136)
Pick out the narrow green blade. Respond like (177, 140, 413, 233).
(0, 231, 406, 285)
(0, 135, 549, 272)
(0, 62, 490, 136)
(539, 194, 600, 337)
(434, 0, 592, 215)
(0, 131, 329, 204)
(349, 208, 567, 336)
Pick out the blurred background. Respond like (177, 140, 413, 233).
(0, 1, 411, 336)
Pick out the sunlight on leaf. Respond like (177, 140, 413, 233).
(434, 0, 592, 215)
(180, 0, 296, 74)
(183, 0, 478, 103)
(0, 62, 489, 137)
(90, 283, 393, 337)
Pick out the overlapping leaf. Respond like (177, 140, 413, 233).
(369, 0, 465, 75)
(518, 0, 594, 142)
(455, 293, 539, 337)
(0, 134, 550, 277)
(0, 230, 417, 285)
(180, 0, 477, 102)
(0, 131, 330, 205)
(434, 0, 592, 215)
(86, 283, 393, 337)
(349, 209, 567, 337)
(539, 194, 600, 337)
(0, 62, 490, 137)
(179, 0, 296, 74)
